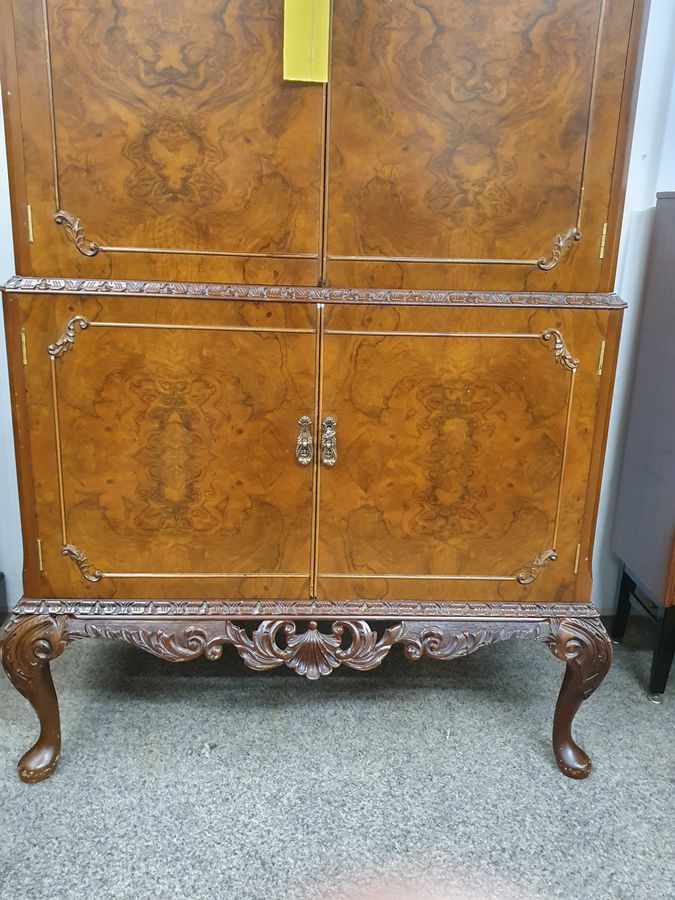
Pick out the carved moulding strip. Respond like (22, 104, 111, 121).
(2, 276, 626, 310)
(54, 211, 100, 257)
(12, 598, 597, 620)
(537, 227, 582, 271)
(48, 316, 90, 358)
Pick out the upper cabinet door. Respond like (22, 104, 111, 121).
(6, 0, 325, 284)
(325, 0, 638, 291)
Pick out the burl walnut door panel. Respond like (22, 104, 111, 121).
(326, 0, 636, 291)
(5, 0, 324, 284)
(11, 293, 317, 599)
(317, 305, 611, 602)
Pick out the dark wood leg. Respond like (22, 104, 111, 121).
(611, 566, 634, 643)
(1, 615, 69, 783)
(547, 618, 612, 779)
(648, 606, 675, 695)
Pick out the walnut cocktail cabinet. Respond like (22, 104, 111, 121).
(3, 280, 621, 781)
(0, 0, 645, 782)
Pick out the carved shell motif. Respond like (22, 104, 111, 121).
(228, 620, 399, 680)
(286, 622, 343, 677)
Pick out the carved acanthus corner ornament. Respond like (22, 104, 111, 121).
(541, 329, 579, 372)
(48, 316, 91, 358)
(537, 226, 581, 271)
(61, 544, 103, 583)
(516, 549, 557, 585)
(54, 210, 100, 257)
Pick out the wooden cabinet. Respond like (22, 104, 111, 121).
(3, 0, 640, 291)
(7, 285, 619, 609)
(0, 0, 645, 783)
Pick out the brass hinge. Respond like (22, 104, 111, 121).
(20, 328, 28, 366)
(36, 538, 44, 572)
(599, 222, 608, 259)
(573, 543, 581, 575)
(597, 339, 606, 376)
(26, 203, 34, 243)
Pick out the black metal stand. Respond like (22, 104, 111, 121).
(612, 564, 675, 697)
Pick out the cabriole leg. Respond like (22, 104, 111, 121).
(1, 615, 69, 783)
(547, 617, 612, 779)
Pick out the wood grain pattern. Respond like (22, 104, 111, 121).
(325, 0, 636, 291)
(13, 292, 317, 600)
(7, 0, 324, 283)
(1, 0, 643, 288)
(317, 305, 609, 601)
(7, 291, 618, 605)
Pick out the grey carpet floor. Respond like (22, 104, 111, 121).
(0, 615, 673, 900)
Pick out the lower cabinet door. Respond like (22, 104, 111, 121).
(316, 304, 611, 603)
(13, 293, 318, 600)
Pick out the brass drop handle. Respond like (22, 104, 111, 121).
(320, 416, 337, 467)
(295, 416, 313, 466)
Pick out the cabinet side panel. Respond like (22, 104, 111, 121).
(2, 293, 39, 596)
(598, 0, 650, 290)
(576, 308, 622, 600)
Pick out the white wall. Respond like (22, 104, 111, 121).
(0, 4, 673, 610)
(592, 0, 675, 612)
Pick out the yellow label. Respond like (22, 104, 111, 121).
(283, 0, 330, 83)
